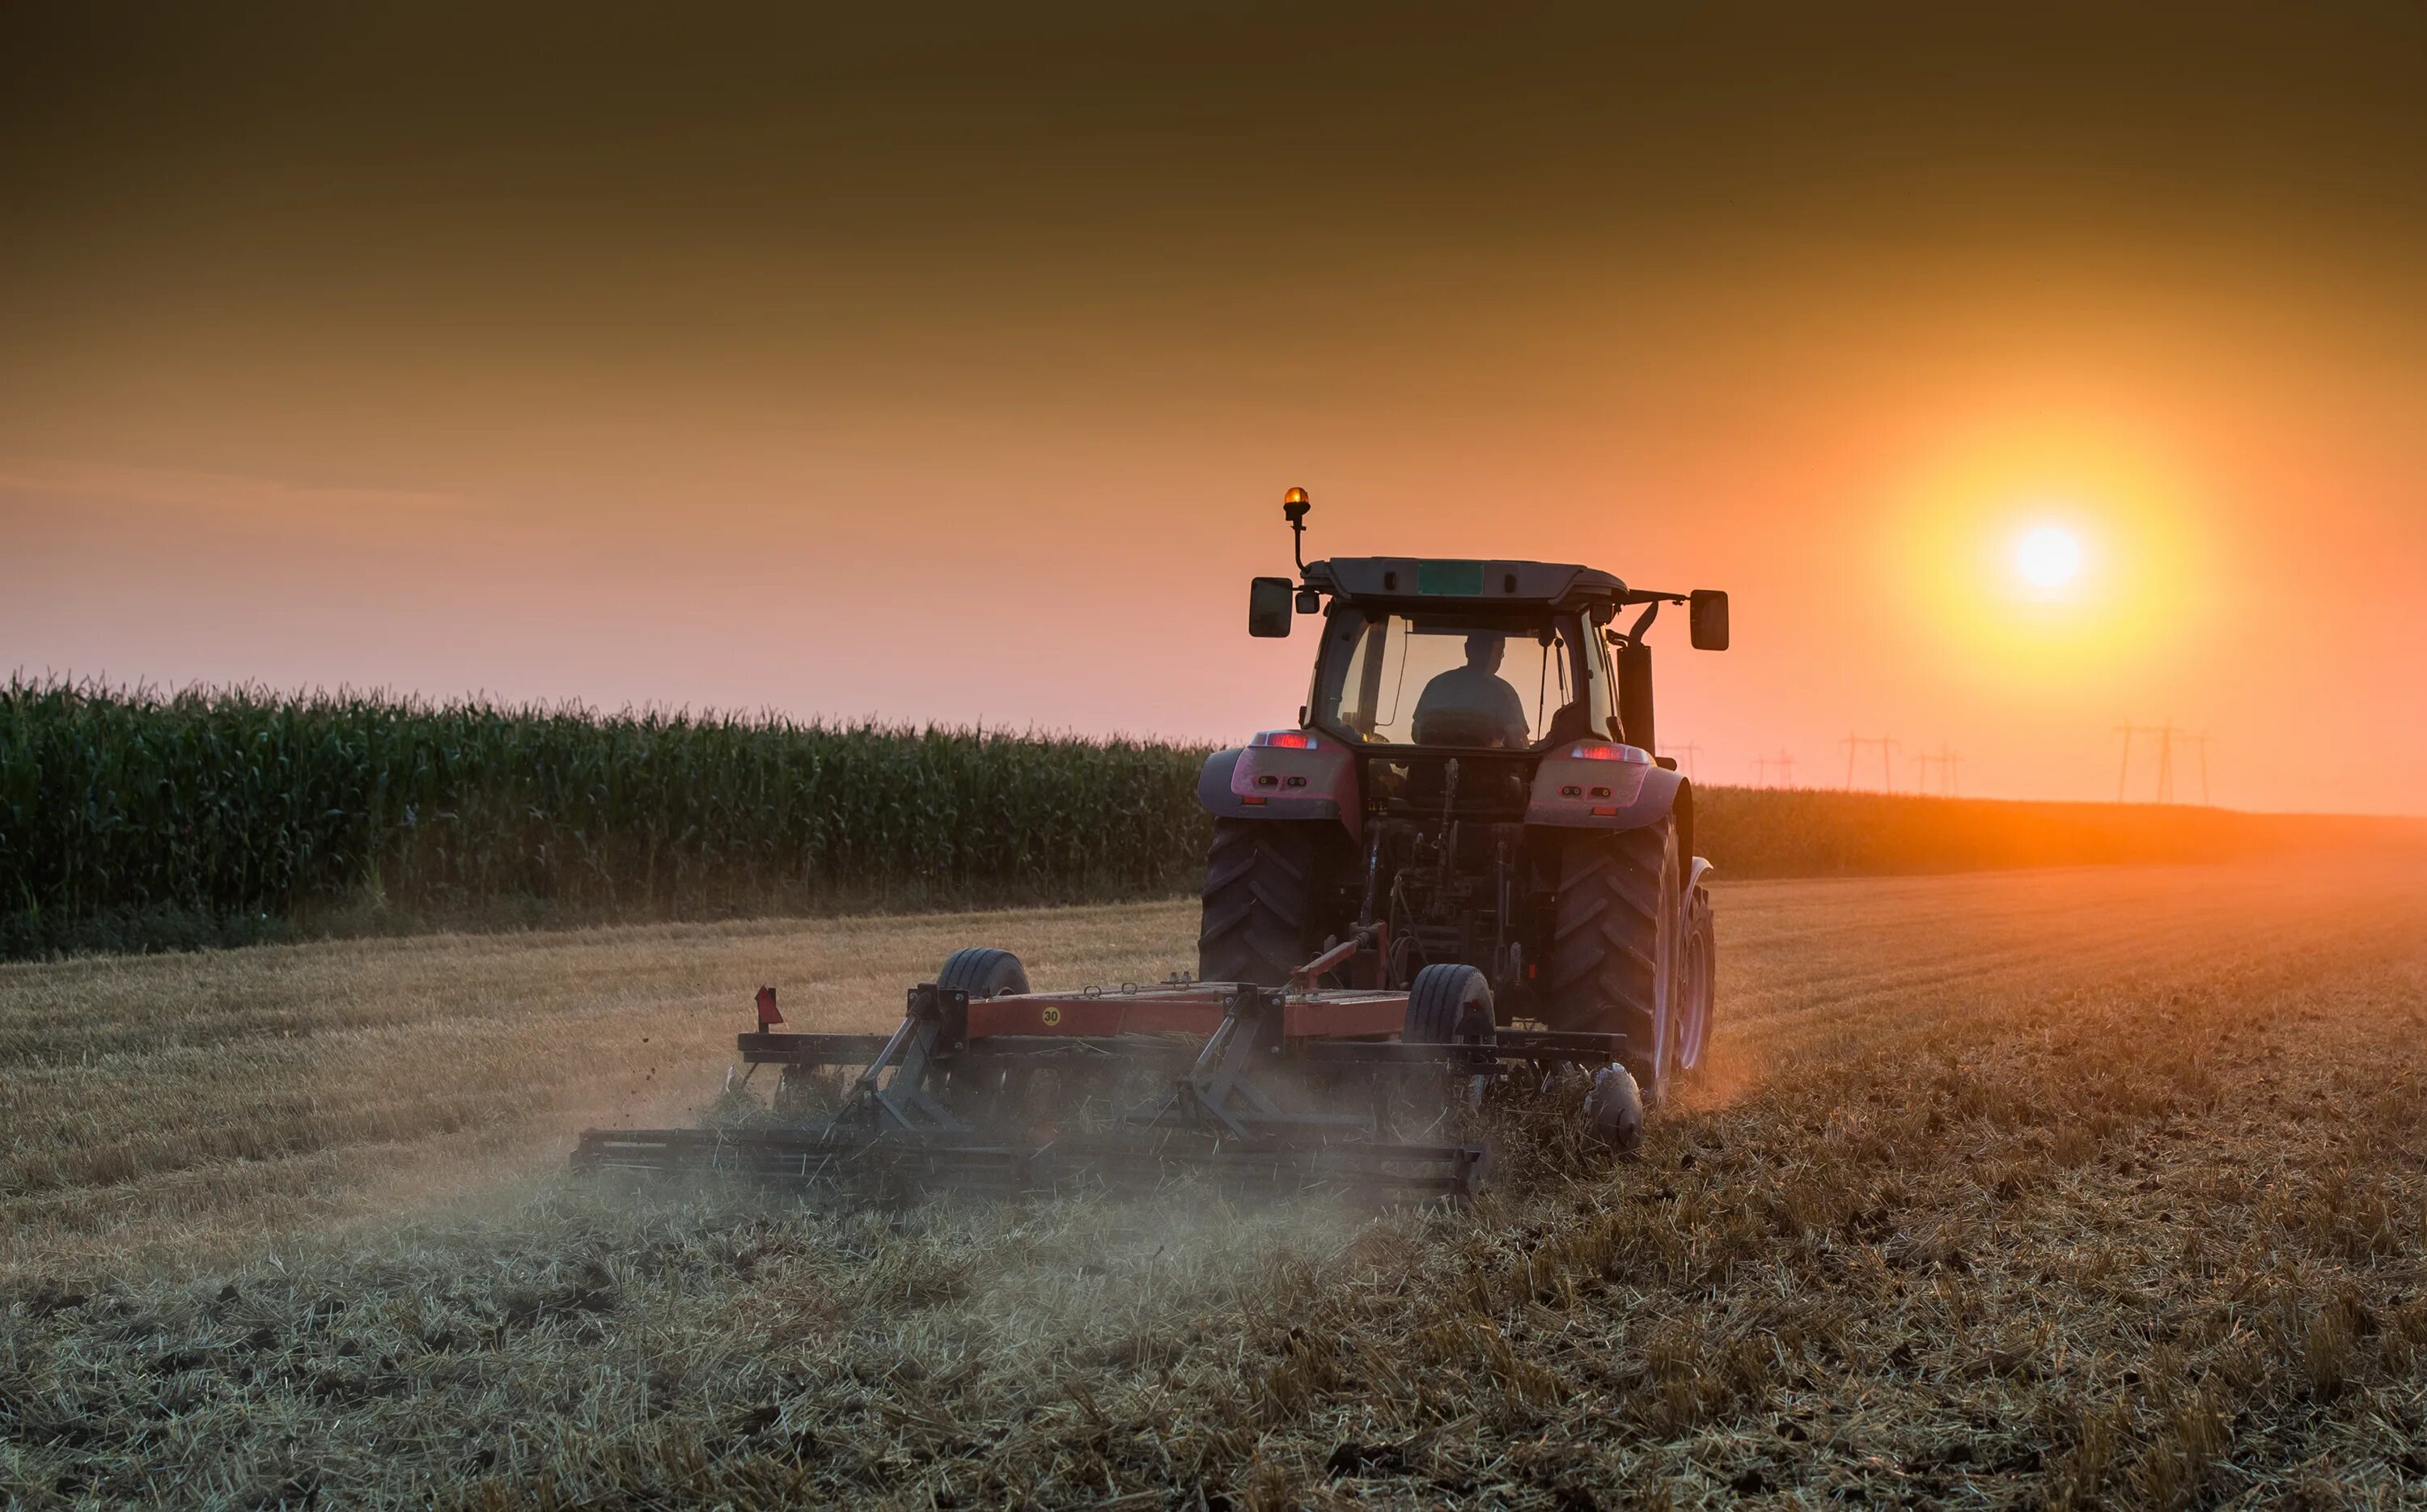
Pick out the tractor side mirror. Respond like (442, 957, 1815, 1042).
(1689, 590, 1730, 651)
(1248, 577, 1295, 637)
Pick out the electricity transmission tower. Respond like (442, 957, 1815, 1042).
(2115, 722, 2184, 803)
(1750, 755, 1773, 786)
(1934, 743, 1963, 797)
(1668, 740, 1703, 781)
(1773, 749, 1798, 788)
(2188, 733, 2217, 806)
(1840, 735, 1898, 790)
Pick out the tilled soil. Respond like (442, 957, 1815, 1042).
(4, 858, 2424, 1508)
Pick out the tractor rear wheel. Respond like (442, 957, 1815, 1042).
(1544, 820, 1681, 1103)
(1197, 820, 1345, 987)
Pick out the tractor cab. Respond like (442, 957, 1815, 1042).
(1302, 583, 1620, 822)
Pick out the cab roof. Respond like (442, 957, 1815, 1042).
(1302, 557, 1627, 613)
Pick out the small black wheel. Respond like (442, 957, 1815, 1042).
(935, 947, 1029, 998)
(1404, 963, 1493, 1045)
(1584, 1063, 1645, 1156)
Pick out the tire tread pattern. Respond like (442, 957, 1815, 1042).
(1544, 823, 1672, 1086)
(1197, 821, 1333, 986)
(935, 947, 1028, 998)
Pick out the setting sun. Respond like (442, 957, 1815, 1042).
(2015, 524, 2084, 589)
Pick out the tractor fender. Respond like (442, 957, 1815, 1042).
(1684, 855, 1716, 935)
(1524, 752, 1686, 841)
(1197, 742, 1361, 839)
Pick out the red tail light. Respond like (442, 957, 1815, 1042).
(1567, 741, 1651, 764)
(1253, 730, 1319, 750)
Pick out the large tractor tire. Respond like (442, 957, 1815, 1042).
(1544, 819, 1683, 1103)
(1197, 820, 1345, 987)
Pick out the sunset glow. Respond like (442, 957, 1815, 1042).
(2, 7, 2422, 814)
(2014, 525, 2084, 590)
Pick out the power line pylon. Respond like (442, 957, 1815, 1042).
(1669, 740, 1703, 782)
(2188, 732, 2216, 806)
(1936, 744, 1963, 797)
(2115, 722, 2185, 803)
(1751, 755, 1773, 787)
(1774, 749, 1798, 789)
(1840, 735, 1898, 790)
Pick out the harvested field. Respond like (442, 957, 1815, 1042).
(5, 858, 2426, 1507)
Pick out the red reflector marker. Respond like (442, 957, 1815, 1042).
(1590, 805, 1619, 817)
(1242, 795, 1268, 806)
(756, 985, 783, 1027)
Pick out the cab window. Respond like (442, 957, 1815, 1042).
(1314, 612, 1591, 748)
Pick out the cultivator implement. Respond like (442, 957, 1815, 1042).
(574, 934, 1640, 1204)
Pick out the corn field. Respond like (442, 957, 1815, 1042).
(0, 678, 1212, 957)
(5, 677, 2415, 959)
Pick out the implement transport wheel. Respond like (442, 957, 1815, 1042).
(1546, 818, 1683, 1103)
(1197, 819, 1347, 987)
(777, 947, 1030, 1119)
(1400, 963, 1495, 1172)
(935, 947, 1030, 999)
(1404, 963, 1494, 1047)
(931, 947, 1032, 1128)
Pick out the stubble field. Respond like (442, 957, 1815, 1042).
(5, 858, 2425, 1508)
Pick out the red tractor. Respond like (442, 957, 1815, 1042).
(1197, 487, 1728, 1108)
(574, 489, 1728, 1201)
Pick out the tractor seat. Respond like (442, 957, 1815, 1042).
(1409, 707, 1510, 748)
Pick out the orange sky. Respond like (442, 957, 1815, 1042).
(6, 3, 2425, 812)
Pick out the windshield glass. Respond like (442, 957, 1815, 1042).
(1313, 612, 1591, 748)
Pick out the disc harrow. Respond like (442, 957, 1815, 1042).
(573, 932, 1641, 1204)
